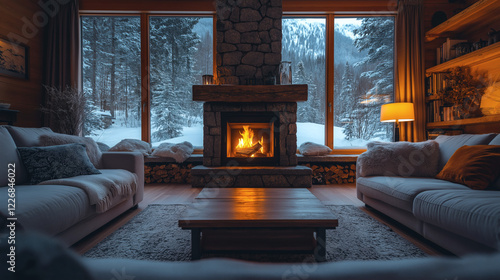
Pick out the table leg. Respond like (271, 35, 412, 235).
(315, 228, 326, 262)
(191, 229, 201, 260)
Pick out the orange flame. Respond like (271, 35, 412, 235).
(236, 126, 264, 155)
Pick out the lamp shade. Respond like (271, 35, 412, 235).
(380, 102, 415, 123)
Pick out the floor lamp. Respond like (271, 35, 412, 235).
(380, 102, 415, 142)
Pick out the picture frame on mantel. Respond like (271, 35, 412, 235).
(0, 36, 29, 80)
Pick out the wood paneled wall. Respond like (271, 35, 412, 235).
(0, 0, 44, 127)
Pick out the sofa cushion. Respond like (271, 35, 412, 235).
(6, 126, 54, 147)
(39, 133, 103, 168)
(357, 176, 469, 212)
(436, 145, 500, 190)
(0, 126, 29, 186)
(358, 140, 440, 177)
(413, 189, 500, 249)
(18, 144, 101, 184)
(489, 134, 500, 145)
(434, 134, 497, 170)
(0, 184, 92, 235)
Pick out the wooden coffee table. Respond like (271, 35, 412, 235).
(178, 188, 338, 262)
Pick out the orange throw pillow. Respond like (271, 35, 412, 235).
(436, 145, 500, 190)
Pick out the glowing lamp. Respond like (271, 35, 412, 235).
(380, 102, 415, 141)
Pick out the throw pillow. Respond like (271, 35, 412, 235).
(299, 142, 332, 156)
(109, 139, 152, 155)
(18, 144, 101, 185)
(357, 140, 440, 177)
(436, 145, 500, 190)
(39, 133, 102, 168)
(151, 141, 194, 163)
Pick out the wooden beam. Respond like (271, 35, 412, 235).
(80, 0, 216, 13)
(192, 85, 308, 102)
(283, 0, 398, 12)
(140, 14, 151, 143)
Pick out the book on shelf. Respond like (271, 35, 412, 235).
(436, 38, 467, 64)
(425, 72, 449, 96)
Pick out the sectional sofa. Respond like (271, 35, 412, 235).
(0, 126, 144, 245)
(356, 133, 500, 255)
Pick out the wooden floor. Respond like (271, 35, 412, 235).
(71, 184, 450, 256)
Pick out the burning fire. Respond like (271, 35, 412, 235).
(236, 126, 264, 156)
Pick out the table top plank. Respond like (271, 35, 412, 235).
(196, 188, 317, 199)
(179, 197, 338, 229)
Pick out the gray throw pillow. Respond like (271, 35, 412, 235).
(39, 133, 103, 168)
(357, 140, 440, 177)
(18, 144, 101, 184)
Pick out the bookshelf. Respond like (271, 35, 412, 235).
(425, 0, 500, 42)
(426, 41, 500, 74)
(427, 114, 500, 129)
(424, 0, 500, 134)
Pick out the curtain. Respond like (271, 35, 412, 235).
(395, 0, 426, 142)
(43, 0, 81, 133)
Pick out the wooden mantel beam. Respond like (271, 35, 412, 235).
(192, 85, 308, 102)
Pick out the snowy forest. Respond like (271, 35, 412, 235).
(82, 16, 393, 147)
(81, 16, 212, 145)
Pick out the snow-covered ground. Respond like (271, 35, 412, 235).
(90, 121, 388, 150)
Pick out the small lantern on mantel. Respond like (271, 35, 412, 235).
(202, 75, 214, 85)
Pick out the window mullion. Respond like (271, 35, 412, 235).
(326, 14, 335, 149)
(140, 13, 151, 143)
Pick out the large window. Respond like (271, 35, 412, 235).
(81, 15, 213, 147)
(282, 16, 394, 150)
(282, 17, 326, 146)
(149, 17, 212, 147)
(334, 17, 394, 148)
(81, 16, 141, 146)
(81, 13, 394, 152)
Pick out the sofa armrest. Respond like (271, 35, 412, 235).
(101, 152, 144, 205)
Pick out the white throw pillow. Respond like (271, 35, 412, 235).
(151, 142, 194, 163)
(299, 142, 332, 156)
(109, 139, 152, 156)
(357, 140, 440, 177)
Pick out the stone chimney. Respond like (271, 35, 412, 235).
(216, 0, 282, 85)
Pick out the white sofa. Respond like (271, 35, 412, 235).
(356, 133, 500, 255)
(0, 126, 144, 246)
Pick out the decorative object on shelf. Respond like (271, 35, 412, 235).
(431, 11, 447, 27)
(380, 102, 415, 142)
(453, 42, 472, 57)
(202, 75, 214, 85)
(437, 66, 487, 119)
(488, 29, 500, 46)
(0, 37, 29, 80)
(480, 81, 500, 116)
(473, 39, 488, 51)
(279, 61, 292, 85)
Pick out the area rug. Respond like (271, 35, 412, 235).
(83, 204, 427, 262)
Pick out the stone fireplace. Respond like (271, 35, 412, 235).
(189, 0, 311, 188)
(215, 0, 282, 85)
(191, 85, 312, 188)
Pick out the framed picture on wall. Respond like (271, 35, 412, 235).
(0, 36, 29, 80)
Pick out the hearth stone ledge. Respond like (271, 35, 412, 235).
(190, 166, 312, 188)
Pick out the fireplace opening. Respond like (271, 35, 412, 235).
(227, 123, 274, 158)
(222, 112, 280, 166)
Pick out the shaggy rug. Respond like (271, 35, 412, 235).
(84, 204, 427, 262)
